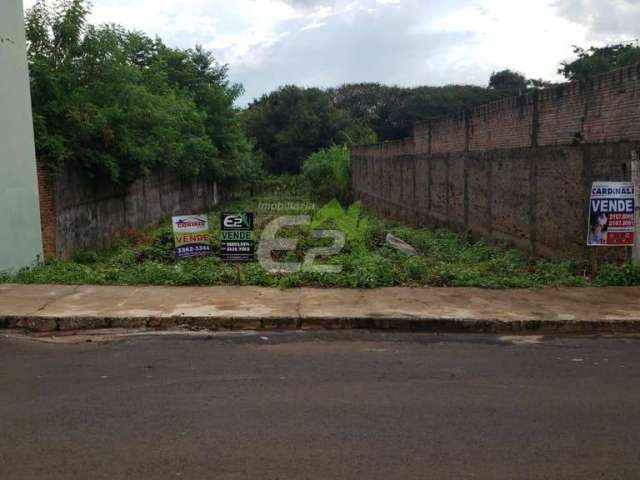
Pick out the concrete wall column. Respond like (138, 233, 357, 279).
(0, 0, 43, 271)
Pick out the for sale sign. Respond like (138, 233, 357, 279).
(221, 212, 255, 262)
(172, 214, 212, 258)
(587, 182, 635, 246)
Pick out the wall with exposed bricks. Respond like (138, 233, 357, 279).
(352, 64, 640, 259)
(36, 163, 219, 259)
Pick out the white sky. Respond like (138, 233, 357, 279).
(23, 0, 640, 105)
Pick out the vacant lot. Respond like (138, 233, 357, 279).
(3, 190, 637, 288)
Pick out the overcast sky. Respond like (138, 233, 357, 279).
(23, 0, 640, 105)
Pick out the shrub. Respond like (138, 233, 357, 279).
(596, 262, 640, 286)
(302, 145, 352, 204)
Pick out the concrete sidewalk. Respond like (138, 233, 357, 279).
(1, 284, 640, 334)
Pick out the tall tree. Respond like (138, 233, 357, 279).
(244, 85, 375, 174)
(489, 69, 528, 93)
(559, 43, 640, 82)
(329, 83, 503, 142)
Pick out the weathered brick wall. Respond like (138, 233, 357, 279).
(36, 165, 219, 259)
(36, 161, 56, 259)
(352, 64, 640, 259)
(469, 95, 536, 151)
(412, 63, 640, 153)
(428, 115, 467, 154)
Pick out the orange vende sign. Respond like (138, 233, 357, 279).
(175, 234, 210, 245)
(171, 214, 212, 258)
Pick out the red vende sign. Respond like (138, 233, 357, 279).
(587, 182, 635, 247)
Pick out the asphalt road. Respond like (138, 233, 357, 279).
(1, 331, 640, 479)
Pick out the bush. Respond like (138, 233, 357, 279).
(596, 262, 640, 286)
(302, 145, 352, 204)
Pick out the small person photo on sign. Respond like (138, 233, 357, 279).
(587, 181, 635, 247)
(588, 213, 608, 246)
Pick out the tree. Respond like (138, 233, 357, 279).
(559, 43, 640, 82)
(489, 69, 528, 93)
(327, 83, 410, 141)
(329, 83, 503, 142)
(244, 85, 375, 174)
(25, 0, 260, 188)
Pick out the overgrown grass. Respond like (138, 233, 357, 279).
(1, 189, 630, 288)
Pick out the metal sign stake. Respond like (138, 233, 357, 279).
(632, 151, 640, 266)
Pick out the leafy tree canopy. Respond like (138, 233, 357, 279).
(26, 0, 260, 187)
(244, 85, 375, 174)
(327, 83, 504, 142)
(489, 69, 556, 94)
(489, 69, 528, 93)
(559, 43, 640, 82)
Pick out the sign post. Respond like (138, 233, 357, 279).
(632, 151, 640, 266)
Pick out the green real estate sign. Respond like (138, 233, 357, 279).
(220, 212, 255, 262)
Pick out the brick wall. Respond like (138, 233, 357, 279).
(412, 63, 640, 154)
(352, 64, 640, 259)
(469, 95, 535, 151)
(37, 165, 219, 259)
(36, 160, 56, 259)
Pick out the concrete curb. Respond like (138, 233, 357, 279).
(3, 315, 640, 335)
(3, 284, 640, 335)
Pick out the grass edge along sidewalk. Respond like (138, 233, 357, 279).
(2, 284, 640, 334)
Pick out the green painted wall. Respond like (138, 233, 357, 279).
(0, 0, 43, 272)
